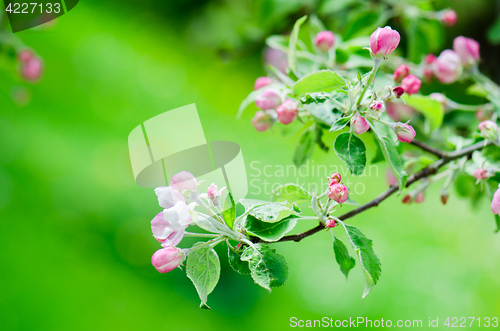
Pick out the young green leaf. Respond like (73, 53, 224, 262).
(271, 183, 312, 204)
(332, 234, 356, 278)
(241, 244, 288, 291)
(249, 202, 297, 223)
(222, 192, 236, 228)
(305, 102, 341, 129)
(244, 215, 298, 242)
(294, 127, 316, 167)
(334, 132, 366, 176)
(372, 127, 408, 194)
(240, 199, 269, 211)
(228, 244, 251, 275)
(288, 15, 308, 72)
(293, 70, 346, 97)
(186, 244, 221, 308)
(404, 95, 444, 131)
(339, 221, 381, 298)
(330, 116, 351, 132)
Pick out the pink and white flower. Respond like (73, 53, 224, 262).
(251, 110, 273, 132)
(491, 186, 500, 215)
(154, 186, 185, 209)
(479, 120, 498, 141)
(440, 9, 458, 26)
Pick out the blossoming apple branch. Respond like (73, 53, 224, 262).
(143, 15, 500, 310)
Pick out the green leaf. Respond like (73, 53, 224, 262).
(305, 102, 341, 129)
(240, 199, 269, 211)
(404, 95, 444, 131)
(222, 193, 235, 228)
(330, 116, 351, 132)
(288, 15, 308, 72)
(294, 127, 316, 167)
(245, 215, 298, 242)
(371, 126, 408, 194)
(293, 70, 346, 97)
(332, 234, 356, 278)
(228, 244, 251, 275)
(487, 14, 500, 44)
(466, 83, 489, 98)
(241, 244, 288, 291)
(186, 244, 221, 307)
(300, 92, 337, 105)
(272, 183, 312, 204)
(334, 132, 366, 176)
(250, 202, 297, 223)
(339, 222, 381, 298)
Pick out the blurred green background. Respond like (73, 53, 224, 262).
(1, 0, 500, 330)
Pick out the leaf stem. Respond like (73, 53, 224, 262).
(357, 58, 381, 107)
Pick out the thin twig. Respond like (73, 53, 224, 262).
(256, 140, 491, 244)
(410, 139, 447, 158)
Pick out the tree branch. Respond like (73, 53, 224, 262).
(257, 140, 491, 244)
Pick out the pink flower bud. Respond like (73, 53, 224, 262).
(370, 100, 385, 111)
(386, 168, 398, 186)
(18, 49, 33, 62)
(314, 31, 336, 52)
(402, 195, 412, 204)
(328, 183, 349, 204)
(429, 93, 448, 110)
(473, 168, 489, 180)
(432, 50, 462, 84)
(440, 9, 458, 26)
(207, 183, 218, 200)
(369, 26, 401, 57)
(476, 109, 492, 122)
(423, 67, 433, 83)
(276, 99, 298, 125)
(326, 219, 336, 228)
(255, 88, 281, 110)
(453, 36, 480, 67)
(392, 86, 405, 98)
(264, 47, 288, 74)
(386, 101, 415, 122)
(20, 56, 43, 82)
(393, 64, 409, 83)
(478, 120, 498, 141)
(251, 110, 273, 132)
(329, 173, 342, 185)
(254, 76, 273, 90)
(393, 122, 416, 143)
(170, 171, 197, 192)
(415, 192, 425, 203)
(401, 74, 421, 95)
(351, 115, 370, 134)
(151, 247, 185, 273)
(491, 187, 500, 215)
(425, 54, 437, 65)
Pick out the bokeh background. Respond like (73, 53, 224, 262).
(1, 0, 500, 330)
